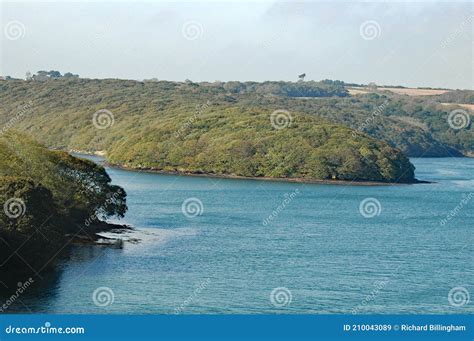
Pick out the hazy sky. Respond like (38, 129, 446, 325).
(1, 0, 472, 89)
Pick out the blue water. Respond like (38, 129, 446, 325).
(7, 158, 474, 314)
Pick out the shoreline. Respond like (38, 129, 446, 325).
(69, 150, 433, 186)
(106, 162, 432, 186)
(68, 221, 134, 246)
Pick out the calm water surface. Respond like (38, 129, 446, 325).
(6, 158, 474, 314)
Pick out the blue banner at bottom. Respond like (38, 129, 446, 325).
(0, 315, 472, 340)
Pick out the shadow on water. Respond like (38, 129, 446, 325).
(0, 243, 121, 313)
(0, 268, 63, 313)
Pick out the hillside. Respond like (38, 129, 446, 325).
(0, 78, 471, 159)
(0, 79, 419, 183)
(0, 131, 127, 279)
(237, 92, 472, 157)
(105, 107, 416, 183)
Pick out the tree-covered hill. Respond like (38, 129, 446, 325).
(0, 131, 127, 279)
(0, 78, 471, 159)
(105, 107, 415, 183)
(0, 77, 416, 183)
(244, 93, 472, 157)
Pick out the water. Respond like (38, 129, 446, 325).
(3, 158, 473, 314)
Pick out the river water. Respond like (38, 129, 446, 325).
(3, 157, 473, 314)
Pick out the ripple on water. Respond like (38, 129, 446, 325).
(12, 157, 474, 314)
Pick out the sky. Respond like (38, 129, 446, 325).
(0, 0, 472, 89)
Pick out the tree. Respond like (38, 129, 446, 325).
(0, 131, 127, 233)
(0, 131, 128, 279)
(33, 71, 48, 81)
(64, 72, 79, 78)
(0, 177, 64, 274)
(48, 70, 62, 78)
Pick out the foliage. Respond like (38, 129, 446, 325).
(0, 78, 416, 182)
(238, 92, 472, 156)
(0, 78, 471, 158)
(435, 90, 474, 104)
(30, 70, 79, 81)
(104, 107, 415, 182)
(0, 131, 127, 275)
(0, 177, 63, 273)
